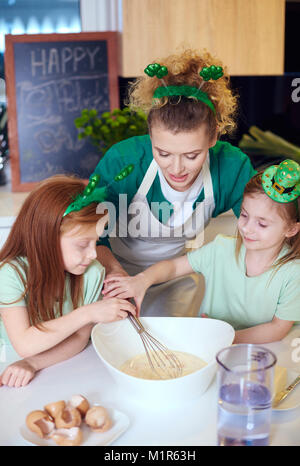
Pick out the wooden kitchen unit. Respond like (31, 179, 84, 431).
(118, 0, 285, 77)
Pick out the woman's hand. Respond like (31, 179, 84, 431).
(0, 359, 36, 388)
(85, 297, 136, 323)
(102, 273, 150, 315)
(101, 270, 129, 298)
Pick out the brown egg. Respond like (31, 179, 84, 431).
(54, 405, 82, 429)
(50, 427, 83, 446)
(69, 395, 90, 418)
(44, 400, 66, 419)
(26, 410, 55, 438)
(85, 406, 112, 432)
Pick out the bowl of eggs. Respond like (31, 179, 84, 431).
(91, 317, 234, 403)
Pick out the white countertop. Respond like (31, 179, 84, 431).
(1, 324, 300, 447)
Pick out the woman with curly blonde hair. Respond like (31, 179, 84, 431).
(91, 49, 256, 317)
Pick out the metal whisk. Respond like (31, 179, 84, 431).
(127, 313, 183, 379)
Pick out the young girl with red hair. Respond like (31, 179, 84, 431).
(0, 175, 135, 387)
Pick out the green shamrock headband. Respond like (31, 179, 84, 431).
(63, 164, 134, 218)
(144, 64, 224, 115)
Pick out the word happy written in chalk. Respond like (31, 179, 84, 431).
(30, 46, 101, 77)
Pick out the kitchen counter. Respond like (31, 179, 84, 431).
(0, 191, 29, 217)
(0, 163, 29, 217)
(0, 325, 300, 446)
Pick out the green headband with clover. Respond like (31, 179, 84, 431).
(63, 164, 134, 218)
(153, 85, 216, 114)
(144, 63, 224, 115)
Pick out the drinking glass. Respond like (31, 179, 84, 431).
(216, 344, 277, 446)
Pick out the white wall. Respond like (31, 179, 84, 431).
(0, 217, 15, 249)
(80, 0, 120, 31)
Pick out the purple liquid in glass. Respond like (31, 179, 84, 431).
(217, 382, 272, 446)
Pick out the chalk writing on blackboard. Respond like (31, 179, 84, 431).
(5, 33, 119, 190)
(30, 45, 102, 76)
(18, 76, 108, 129)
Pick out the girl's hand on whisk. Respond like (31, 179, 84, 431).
(84, 297, 136, 323)
(101, 270, 129, 297)
(102, 273, 149, 315)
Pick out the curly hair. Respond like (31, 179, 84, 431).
(126, 49, 239, 140)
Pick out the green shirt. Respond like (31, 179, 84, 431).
(0, 259, 105, 345)
(91, 135, 256, 248)
(187, 234, 300, 330)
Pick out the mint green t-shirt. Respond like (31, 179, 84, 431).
(91, 136, 256, 248)
(187, 235, 300, 330)
(0, 258, 105, 345)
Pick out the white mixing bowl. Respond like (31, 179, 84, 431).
(91, 317, 234, 403)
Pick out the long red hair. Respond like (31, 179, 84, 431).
(0, 175, 106, 329)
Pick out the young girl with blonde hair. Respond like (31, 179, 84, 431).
(104, 160, 300, 343)
(91, 48, 256, 318)
(0, 175, 135, 387)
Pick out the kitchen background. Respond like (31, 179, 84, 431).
(0, 0, 299, 250)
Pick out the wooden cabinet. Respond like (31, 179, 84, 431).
(119, 0, 285, 77)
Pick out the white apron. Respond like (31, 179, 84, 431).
(109, 156, 215, 317)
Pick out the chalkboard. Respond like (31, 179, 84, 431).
(4, 32, 119, 191)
